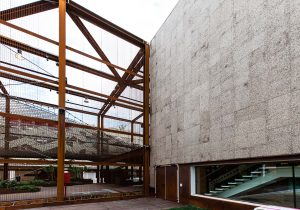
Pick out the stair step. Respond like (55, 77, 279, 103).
(251, 171, 262, 174)
(209, 190, 219, 194)
(242, 175, 254, 178)
(221, 185, 231, 188)
(235, 178, 249, 182)
(228, 182, 238, 185)
(215, 188, 225, 191)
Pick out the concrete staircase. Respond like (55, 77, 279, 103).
(205, 166, 300, 198)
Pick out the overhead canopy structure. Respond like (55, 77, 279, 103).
(0, 0, 150, 200)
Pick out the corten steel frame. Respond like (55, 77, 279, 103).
(0, 0, 150, 202)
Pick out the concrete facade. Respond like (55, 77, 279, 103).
(149, 0, 300, 187)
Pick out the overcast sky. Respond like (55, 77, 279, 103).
(73, 0, 179, 42)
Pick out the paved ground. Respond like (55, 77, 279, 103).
(27, 197, 182, 210)
(0, 184, 142, 202)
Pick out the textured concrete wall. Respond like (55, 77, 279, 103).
(149, 0, 300, 186)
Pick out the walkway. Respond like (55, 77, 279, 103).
(27, 197, 182, 210)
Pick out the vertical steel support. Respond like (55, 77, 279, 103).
(131, 122, 134, 181)
(101, 116, 104, 155)
(3, 95, 10, 180)
(57, 0, 66, 202)
(96, 115, 100, 183)
(143, 44, 150, 196)
(100, 116, 104, 183)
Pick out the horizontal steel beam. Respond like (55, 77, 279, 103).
(0, 66, 143, 112)
(0, 19, 143, 79)
(0, 64, 142, 108)
(0, 93, 98, 116)
(0, 158, 143, 167)
(0, 35, 143, 90)
(100, 49, 145, 115)
(0, 0, 58, 21)
(104, 115, 142, 125)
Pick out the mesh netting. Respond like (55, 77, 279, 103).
(0, 96, 142, 161)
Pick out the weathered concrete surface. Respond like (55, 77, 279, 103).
(149, 0, 300, 187)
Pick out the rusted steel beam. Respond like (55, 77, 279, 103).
(0, 71, 55, 90)
(131, 79, 144, 85)
(99, 49, 145, 115)
(0, 80, 8, 95)
(96, 115, 101, 183)
(0, 65, 57, 84)
(0, 68, 143, 112)
(0, 64, 142, 108)
(0, 0, 57, 21)
(143, 44, 150, 196)
(68, 13, 121, 81)
(0, 94, 143, 124)
(57, 0, 66, 201)
(100, 115, 104, 155)
(0, 80, 9, 180)
(104, 115, 142, 125)
(132, 113, 143, 123)
(67, 1, 145, 48)
(68, 84, 142, 108)
(0, 35, 115, 81)
(0, 19, 143, 79)
(0, 159, 143, 167)
(0, 60, 57, 79)
(0, 35, 143, 90)
(0, 111, 144, 137)
(101, 57, 145, 115)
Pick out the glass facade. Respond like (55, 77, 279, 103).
(192, 162, 300, 208)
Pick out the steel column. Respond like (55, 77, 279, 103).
(131, 122, 134, 181)
(143, 44, 150, 196)
(3, 94, 10, 180)
(57, 0, 66, 202)
(100, 115, 104, 183)
(96, 115, 101, 184)
(1, 80, 10, 181)
(101, 115, 104, 155)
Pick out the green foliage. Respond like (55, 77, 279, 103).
(29, 179, 46, 186)
(18, 181, 31, 186)
(0, 180, 17, 188)
(68, 165, 84, 180)
(14, 185, 40, 192)
(42, 180, 56, 187)
(42, 165, 56, 181)
(169, 205, 208, 210)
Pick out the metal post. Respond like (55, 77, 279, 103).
(143, 44, 150, 196)
(100, 116, 104, 183)
(57, 0, 66, 202)
(96, 115, 100, 183)
(101, 115, 104, 154)
(100, 165, 103, 183)
(3, 95, 10, 180)
(131, 122, 134, 181)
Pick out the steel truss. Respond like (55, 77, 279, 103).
(0, 0, 150, 200)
